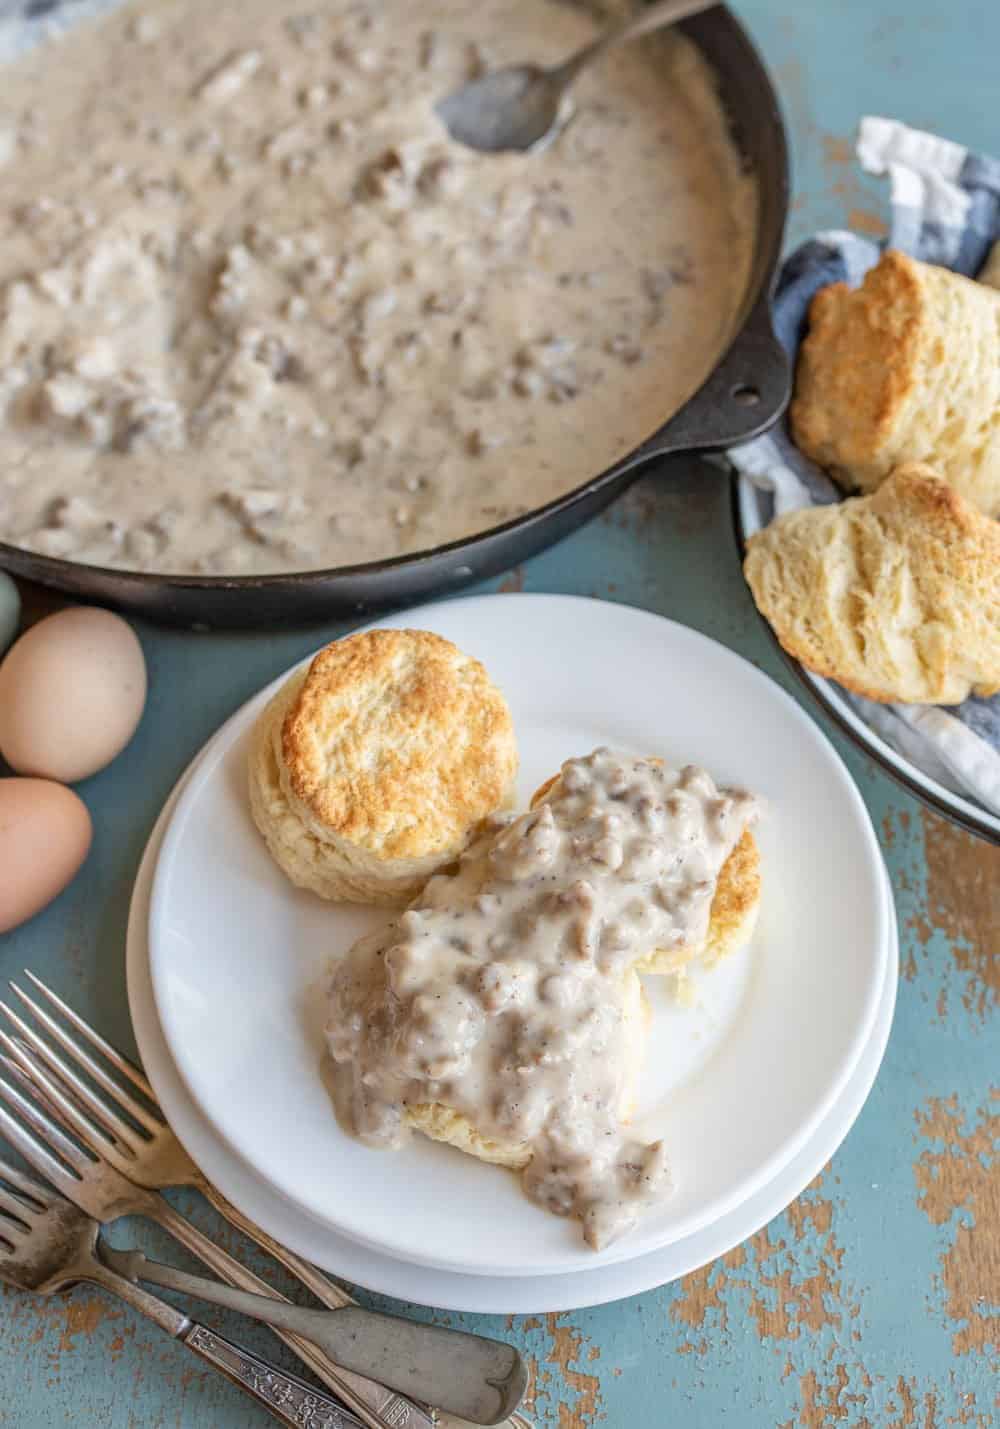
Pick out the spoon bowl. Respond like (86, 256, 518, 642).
(435, 63, 569, 154)
(436, 0, 715, 154)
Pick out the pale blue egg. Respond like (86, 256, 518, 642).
(0, 572, 20, 656)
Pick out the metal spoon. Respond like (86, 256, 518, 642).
(435, 0, 716, 154)
(102, 1244, 527, 1426)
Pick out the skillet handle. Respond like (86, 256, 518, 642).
(637, 295, 790, 459)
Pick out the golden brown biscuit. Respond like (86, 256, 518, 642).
(638, 829, 762, 974)
(248, 629, 518, 905)
(744, 463, 1000, 704)
(791, 250, 1000, 515)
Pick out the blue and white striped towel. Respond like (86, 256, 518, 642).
(732, 116, 1000, 820)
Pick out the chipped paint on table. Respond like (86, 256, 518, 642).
(1, 1, 998, 1424)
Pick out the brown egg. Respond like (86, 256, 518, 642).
(0, 778, 93, 933)
(0, 606, 147, 783)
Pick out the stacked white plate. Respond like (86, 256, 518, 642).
(128, 595, 897, 1313)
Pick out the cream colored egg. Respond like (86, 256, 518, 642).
(0, 778, 92, 933)
(0, 607, 147, 783)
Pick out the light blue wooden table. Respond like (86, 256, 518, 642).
(1, 3, 997, 1425)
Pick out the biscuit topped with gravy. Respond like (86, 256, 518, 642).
(249, 629, 518, 905)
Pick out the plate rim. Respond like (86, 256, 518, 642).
(147, 592, 890, 1277)
(127, 739, 898, 1313)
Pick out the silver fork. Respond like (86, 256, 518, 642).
(0, 1057, 526, 1426)
(2, 978, 536, 1429)
(2, 975, 433, 1429)
(0, 1155, 364, 1428)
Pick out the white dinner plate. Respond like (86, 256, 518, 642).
(128, 742, 897, 1314)
(148, 595, 889, 1278)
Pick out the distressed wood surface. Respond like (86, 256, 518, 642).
(1, 1, 997, 1424)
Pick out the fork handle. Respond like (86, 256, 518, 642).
(151, 1193, 434, 1429)
(199, 1179, 356, 1310)
(197, 1183, 436, 1429)
(190, 1180, 527, 1428)
(79, 1263, 362, 1428)
(104, 1246, 524, 1426)
(179, 1321, 365, 1429)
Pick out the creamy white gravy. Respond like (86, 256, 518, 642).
(0, 0, 754, 576)
(327, 749, 758, 1249)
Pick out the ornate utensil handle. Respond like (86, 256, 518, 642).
(145, 1195, 424, 1427)
(182, 1321, 364, 1428)
(105, 1243, 523, 1424)
(81, 1259, 365, 1428)
(200, 1180, 432, 1428)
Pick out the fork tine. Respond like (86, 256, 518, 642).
(0, 1185, 35, 1226)
(1, 1048, 114, 1152)
(1, 1037, 132, 1168)
(6, 987, 160, 1139)
(1, 1050, 96, 1150)
(0, 1074, 90, 1189)
(0, 1101, 83, 1209)
(21, 972, 156, 1101)
(0, 1152, 58, 1208)
(0, 1002, 139, 1150)
(1, 1033, 120, 1162)
(0, 1213, 28, 1249)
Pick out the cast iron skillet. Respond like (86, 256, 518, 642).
(0, 3, 790, 627)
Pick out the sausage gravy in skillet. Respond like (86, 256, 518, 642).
(0, 0, 754, 575)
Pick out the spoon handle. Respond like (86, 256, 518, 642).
(103, 1244, 526, 1426)
(553, 0, 716, 86)
(77, 1261, 363, 1428)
